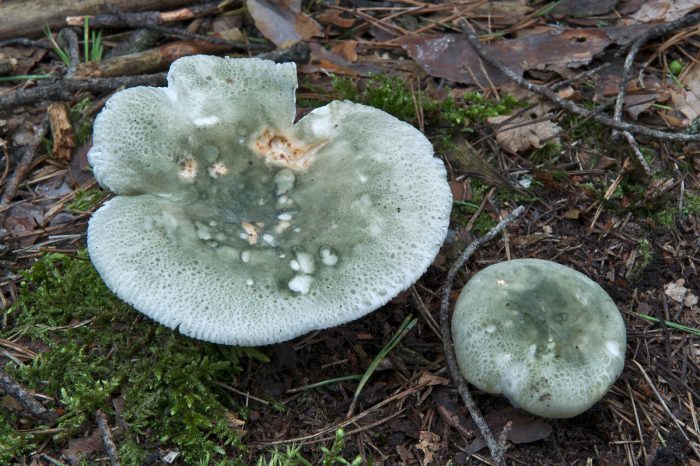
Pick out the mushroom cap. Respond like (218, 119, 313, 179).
(87, 56, 452, 346)
(451, 258, 626, 418)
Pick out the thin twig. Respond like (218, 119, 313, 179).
(57, 28, 79, 79)
(0, 114, 50, 206)
(66, 1, 226, 27)
(0, 38, 52, 49)
(95, 410, 121, 466)
(104, 5, 269, 52)
(457, 19, 700, 142)
(440, 205, 525, 466)
(0, 367, 56, 424)
(0, 73, 166, 111)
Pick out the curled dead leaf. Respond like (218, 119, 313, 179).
(488, 104, 562, 153)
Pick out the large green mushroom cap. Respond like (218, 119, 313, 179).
(87, 55, 452, 346)
(451, 258, 626, 418)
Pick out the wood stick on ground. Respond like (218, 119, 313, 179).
(0, 367, 57, 424)
(440, 205, 525, 466)
(57, 28, 80, 79)
(74, 31, 248, 78)
(456, 19, 700, 142)
(0, 114, 50, 207)
(66, 1, 227, 28)
(0, 0, 195, 40)
(0, 73, 166, 112)
(96, 410, 121, 466)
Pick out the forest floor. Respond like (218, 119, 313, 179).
(0, 0, 699, 465)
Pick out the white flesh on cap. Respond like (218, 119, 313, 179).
(88, 56, 452, 346)
(451, 259, 626, 418)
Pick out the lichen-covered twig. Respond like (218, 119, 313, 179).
(0, 367, 57, 424)
(457, 19, 700, 142)
(440, 205, 525, 466)
(96, 410, 121, 466)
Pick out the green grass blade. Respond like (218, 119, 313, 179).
(0, 74, 51, 82)
(347, 315, 417, 416)
(633, 312, 700, 336)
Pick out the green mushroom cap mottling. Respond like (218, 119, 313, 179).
(451, 258, 626, 418)
(87, 55, 452, 346)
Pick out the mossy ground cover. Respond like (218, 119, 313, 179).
(2, 251, 248, 464)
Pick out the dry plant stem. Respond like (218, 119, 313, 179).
(457, 19, 700, 142)
(440, 205, 525, 466)
(0, 368, 56, 424)
(96, 410, 121, 466)
(0, 114, 50, 206)
(0, 73, 166, 111)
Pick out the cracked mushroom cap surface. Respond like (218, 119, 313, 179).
(87, 55, 452, 345)
(451, 259, 626, 418)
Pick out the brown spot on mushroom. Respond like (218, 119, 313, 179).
(240, 222, 260, 245)
(250, 128, 328, 170)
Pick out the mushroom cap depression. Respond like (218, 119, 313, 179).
(451, 259, 626, 418)
(87, 56, 452, 345)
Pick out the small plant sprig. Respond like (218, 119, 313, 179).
(44, 18, 103, 67)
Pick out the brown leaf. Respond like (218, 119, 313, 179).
(416, 431, 440, 465)
(61, 429, 103, 464)
(550, 0, 618, 17)
(670, 63, 700, 126)
(464, 407, 552, 453)
(402, 26, 651, 85)
(470, 1, 533, 26)
(488, 104, 562, 153)
(246, 0, 321, 48)
(623, 0, 700, 23)
(330, 40, 358, 63)
(400, 34, 515, 86)
(317, 9, 355, 28)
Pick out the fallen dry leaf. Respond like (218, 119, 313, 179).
(488, 103, 562, 153)
(316, 9, 355, 28)
(550, 0, 618, 17)
(664, 279, 699, 308)
(246, 0, 321, 48)
(401, 26, 650, 86)
(464, 406, 552, 453)
(61, 429, 103, 464)
(471, 1, 533, 26)
(624, 0, 700, 23)
(670, 63, 700, 126)
(330, 40, 358, 63)
(416, 431, 441, 465)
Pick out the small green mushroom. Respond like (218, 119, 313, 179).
(451, 259, 626, 418)
(87, 55, 452, 346)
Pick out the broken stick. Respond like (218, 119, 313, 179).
(440, 205, 525, 466)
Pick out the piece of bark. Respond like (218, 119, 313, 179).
(48, 102, 75, 162)
(73, 29, 245, 79)
(0, 0, 195, 40)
